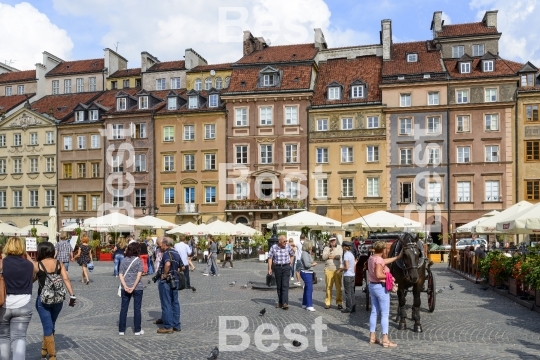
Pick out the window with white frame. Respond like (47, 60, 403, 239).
(485, 88, 497, 102)
(4, 86, 12, 96)
(225, 77, 230, 88)
(284, 180, 299, 199)
(89, 77, 96, 91)
(156, 78, 166, 90)
(17, 85, 24, 94)
(76, 78, 84, 92)
(367, 116, 379, 128)
(64, 79, 72, 94)
(427, 117, 441, 134)
(63, 195, 72, 211)
(400, 182, 413, 203)
(314, 148, 327, 163)
(13, 190, 22, 207)
(260, 145, 273, 164)
(236, 145, 247, 164)
(45, 190, 55, 207)
(457, 90, 469, 103)
(117, 98, 127, 110)
(460, 62, 471, 73)
(209, 94, 219, 107)
(316, 178, 328, 198)
(367, 145, 379, 162)
(428, 147, 440, 165)
(399, 118, 412, 135)
(285, 106, 298, 125)
(522, 74, 535, 87)
(428, 182, 441, 202)
(77, 195, 86, 211)
(139, 96, 148, 109)
(215, 77, 223, 89)
(123, 80, 129, 88)
(341, 147, 353, 163)
(14, 133, 21, 146)
(135, 154, 146, 172)
(203, 186, 215, 203)
(452, 46, 464, 58)
(260, 107, 272, 125)
(328, 87, 340, 100)
(235, 108, 247, 126)
(367, 177, 379, 197)
(428, 92, 439, 105)
(112, 124, 124, 139)
(205, 78, 212, 90)
(400, 148, 412, 165)
(164, 188, 175, 204)
(235, 182, 248, 199)
(75, 111, 84, 122)
(89, 110, 99, 121)
(285, 144, 298, 163)
(457, 146, 470, 163)
(205, 153, 216, 170)
(205, 124, 215, 139)
(485, 180, 500, 201)
(91, 195, 100, 211)
(183, 125, 195, 140)
(171, 78, 181, 89)
(112, 189, 124, 207)
(77, 136, 85, 149)
(29, 158, 38, 173)
(262, 74, 275, 86)
(485, 145, 499, 162)
(194, 79, 202, 90)
(63, 136, 72, 150)
(0, 159, 6, 174)
(407, 53, 418, 62)
(29, 190, 38, 207)
(473, 44, 485, 56)
(163, 155, 175, 171)
(134, 123, 146, 138)
(112, 155, 123, 172)
(351, 85, 364, 98)
(52, 80, 59, 94)
(0, 134, 5, 147)
(483, 60, 494, 72)
(184, 154, 195, 170)
(400, 94, 411, 107)
(135, 189, 146, 207)
(457, 181, 471, 202)
(91, 163, 99, 178)
(163, 126, 174, 142)
(342, 118, 353, 130)
(43, 132, 53, 145)
(485, 114, 499, 131)
(90, 134, 100, 149)
(456, 116, 470, 132)
(317, 119, 328, 131)
(30, 133, 38, 145)
(167, 97, 177, 110)
(77, 163, 86, 178)
(46, 157, 54, 172)
(342, 178, 354, 197)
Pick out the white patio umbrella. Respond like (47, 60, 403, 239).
(495, 202, 540, 234)
(167, 222, 207, 236)
(47, 208, 58, 243)
(19, 224, 49, 237)
(455, 210, 500, 233)
(84, 212, 146, 231)
(0, 221, 22, 236)
(474, 201, 533, 233)
(204, 220, 240, 236)
(233, 222, 261, 236)
(343, 211, 422, 231)
(267, 210, 341, 230)
(60, 223, 80, 232)
(137, 216, 176, 229)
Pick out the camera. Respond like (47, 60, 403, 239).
(166, 273, 177, 290)
(151, 271, 162, 283)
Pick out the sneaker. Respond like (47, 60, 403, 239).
(294, 282, 301, 286)
(202, 273, 209, 276)
(134, 330, 144, 336)
(302, 305, 307, 309)
(119, 332, 125, 336)
(291, 277, 294, 280)
(306, 307, 316, 312)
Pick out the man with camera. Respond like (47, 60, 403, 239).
(322, 235, 343, 310)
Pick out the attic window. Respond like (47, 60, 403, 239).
(189, 96, 198, 109)
(89, 110, 99, 121)
(117, 98, 127, 111)
(483, 60, 494, 72)
(351, 85, 364, 98)
(522, 74, 535, 86)
(397, 76, 405, 80)
(139, 96, 149, 109)
(423, 74, 431, 79)
(328, 87, 340, 100)
(75, 111, 84, 122)
(460, 62, 471, 74)
(293, 77, 299, 83)
(263, 74, 275, 86)
(258, 56, 263, 60)
(167, 97, 177, 110)
(292, 54, 297, 58)
(407, 53, 418, 62)
(240, 81, 246, 87)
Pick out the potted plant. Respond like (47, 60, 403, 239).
(479, 251, 508, 286)
(99, 247, 113, 261)
(89, 239, 100, 261)
(521, 252, 540, 305)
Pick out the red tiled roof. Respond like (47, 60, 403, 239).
(438, 22, 499, 38)
(312, 56, 382, 106)
(0, 70, 36, 84)
(0, 94, 35, 113)
(108, 68, 141, 78)
(444, 58, 523, 79)
(226, 65, 312, 93)
(236, 43, 318, 65)
(146, 61, 186, 72)
(383, 41, 445, 77)
(187, 63, 233, 72)
(46, 59, 105, 76)
(30, 92, 102, 120)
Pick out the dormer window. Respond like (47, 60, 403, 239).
(139, 96, 148, 109)
(195, 79, 202, 91)
(328, 87, 340, 100)
(483, 60, 494, 72)
(407, 53, 418, 62)
(423, 74, 431, 79)
(167, 97, 177, 110)
(351, 85, 364, 99)
(75, 111, 84, 122)
(460, 63, 471, 74)
(473, 44, 485, 57)
(397, 76, 405, 80)
(522, 74, 535, 86)
(263, 74, 275, 86)
(89, 110, 99, 121)
(117, 98, 127, 111)
(189, 96, 198, 109)
(209, 94, 219, 108)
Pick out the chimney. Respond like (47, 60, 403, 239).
(104, 48, 128, 76)
(431, 11, 443, 38)
(243, 31, 267, 56)
(482, 10, 498, 28)
(380, 19, 392, 61)
(185, 48, 208, 70)
(141, 51, 159, 72)
(314, 28, 327, 50)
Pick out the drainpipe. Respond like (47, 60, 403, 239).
(151, 110, 156, 218)
(446, 106, 451, 242)
(224, 108, 229, 225)
(514, 89, 519, 202)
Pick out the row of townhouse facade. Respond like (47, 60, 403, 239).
(0, 10, 539, 243)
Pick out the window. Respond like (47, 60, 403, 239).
(77, 195, 86, 211)
(123, 79, 130, 89)
(367, 178, 380, 197)
(427, 117, 441, 134)
(526, 180, 540, 200)
(260, 107, 272, 125)
(112, 124, 124, 139)
(407, 53, 418, 62)
(428, 92, 439, 105)
(317, 119, 328, 131)
(74, 111, 84, 122)
(163, 155, 175, 171)
(485, 145, 499, 162)
(367, 116, 379, 128)
(401, 148, 413, 164)
(317, 179, 328, 198)
(342, 178, 354, 197)
(117, 98, 127, 110)
(194, 79, 202, 91)
(205, 186, 216, 203)
(91, 135, 100, 148)
(457, 90, 469, 104)
(400, 94, 411, 107)
(189, 96, 198, 109)
(112, 156, 123, 172)
(316, 148, 328, 163)
(457, 146, 471, 163)
(91, 195, 100, 211)
(285, 144, 298, 163)
(485, 114, 499, 131)
(472, 44, 484, 56)
(163, 126, 174, 141)
(30, 158, 38, 173)
(485, 180, 500, 201)
(235, 108, 247, 126)
(460, 62, 471, 73)
(52, 80, 59, 94)
(0, 159, 5, 174)
(14, 133, 21, 146)
(156, 78, 166, 90)
(133, 123, 146, 139)
(76, 78, 84, 92)
(367, 146, 379, 162)
(30, 133, 38, 145)
(342, 118, 353, 130)
(399, 118, 412, 135)
(63, 196, 72, 211)
(139, 96, 149, 109)
(4, 86, 12, 96)
(457, 181, 471, 202)
(263, 74, 275, 86)
(113, 189, 124, 207)
(526, 105, 539, 122)
(428, 182, 441, 202)
(235, 182, 248, 199)
(225, 77, 230, 88)
(452, 46, 464, 58)
(260, 145, 273, 164)
(164, 188, 175, 204)
(0, 191, 5, 208)
(485, 88, 497, 102)
(89, 110, 99, 121)
(63, 136, 72, 150)
(64, 79, 72, 94)
(63, 163, 72, 178)
(77, 136, 86, 149)
(171, 78, 181, 89)
(183, 125, 195, 140)
(205, 78, 212, 90)
(17, 85, 24, 95)
(77, 163, 86, 178)
(42, 132, 52, 145)
(184, 154, 195, 170)
(285, 106, 298, 125)
(205, 153, 216, 170)
(112, 81, 118, 89)
(0, 134, 5, 147)
(91, 163, 99, 178)
(236, 145, 248, 164)
(13, 190, 22, 207)
(135, 189, 146, 207)
(282, 180, 298, 199)
(341, 147, 353, 163)
(328, 87, 340, 100)
(526, 141, 540, 161)
(457, 116, 470, 132)
(423, 74, 431, 79)
(167, 97, 177, 110)
(204, 124, 215, 139)
(351, 85, 364, 98)
(209, 94, 219, 107)
(45, 190, 55, 207)
(135, 154, 146, 172)
(400, 182, 413, 203)
(428, 147, 440, 165)
(522, 74, 535, 86)
(89, 77, 96, 91)
(215, 77, 223, 89)
(28, 191, 39, 208)
(483, 60, 494, 72)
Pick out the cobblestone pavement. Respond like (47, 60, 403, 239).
(22, 260, 540, 360)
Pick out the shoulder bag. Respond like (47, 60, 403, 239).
(118, 258, 138, 297)
(0, 258, 6, 307)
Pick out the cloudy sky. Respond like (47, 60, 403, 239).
(1, 0, 539, 70)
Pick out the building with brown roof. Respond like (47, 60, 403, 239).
(0, 63, 37, 100)
(107, 68, 142, 90)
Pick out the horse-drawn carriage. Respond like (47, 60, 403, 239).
(354, 232, 436, 332)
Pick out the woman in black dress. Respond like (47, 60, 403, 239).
(74, 235, 92, 284)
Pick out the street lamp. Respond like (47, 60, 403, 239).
(142, 205, 159, 216)
(29, 218, 40, 226)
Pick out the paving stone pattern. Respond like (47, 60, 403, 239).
(22, 261, 540, 360)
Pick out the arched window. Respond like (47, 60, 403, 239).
(235, 216, 249, 224)
(205, 78, 212, 90)
(225, 76, 231, 88)
(194, 79, 202, 91)
(215, 77, 223, 89)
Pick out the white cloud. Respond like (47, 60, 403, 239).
(470, 0, 540, 65)
(51, 0, 374, 66)
(0, 2, 73, 70)
(441, 11, 452, 25)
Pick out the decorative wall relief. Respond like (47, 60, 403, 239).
(524, 126, 540, 137)
(9, 114, 43, 131)
(355, 112, 365, 129)
(330, 114, 339, 130)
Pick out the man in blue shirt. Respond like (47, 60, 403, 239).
(157, 237, 183, 334)
(338, 241, 357, 313)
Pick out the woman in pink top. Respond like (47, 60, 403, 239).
(367, 240, 402, 347)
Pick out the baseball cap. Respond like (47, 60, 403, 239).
(342, 241, 352, 247)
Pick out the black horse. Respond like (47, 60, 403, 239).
(389, 232, 426, 332)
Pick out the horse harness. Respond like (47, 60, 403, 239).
(393, 235, 425, 280)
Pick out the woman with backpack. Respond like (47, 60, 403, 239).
(35, 241, 76, 360)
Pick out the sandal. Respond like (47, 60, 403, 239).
(369, 339, 380, 345)
(381, 341, 397, 348)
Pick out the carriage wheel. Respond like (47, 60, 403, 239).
(427, 270, 436, 313)
(364, 269, 370, 311)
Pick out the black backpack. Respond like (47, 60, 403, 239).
(39, 261, 67, 305)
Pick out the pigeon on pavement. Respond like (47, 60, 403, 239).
(241, 283, 249, 288)
(229, 281, 236, 286)
(292, 340, 301, 347)
(191, 287, 196, 292)
(449, 284, 454, 290)
(259, 308, 266, 317)
(207, 346, 219, 359)
(437, 288, 444, 294)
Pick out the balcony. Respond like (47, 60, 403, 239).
(176, 203, 199, 214)
(226, 198, 305, 211)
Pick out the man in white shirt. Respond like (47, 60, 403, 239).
(174, 237, 192, 289)
(293, 235, 305, 286)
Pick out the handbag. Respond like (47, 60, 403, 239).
(118, 258, 138, 297)
(0, 259, 6, 307)
(87, 262, 94, 272)
(312, 272, 318, 285)
(385, 271, 398, 293)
